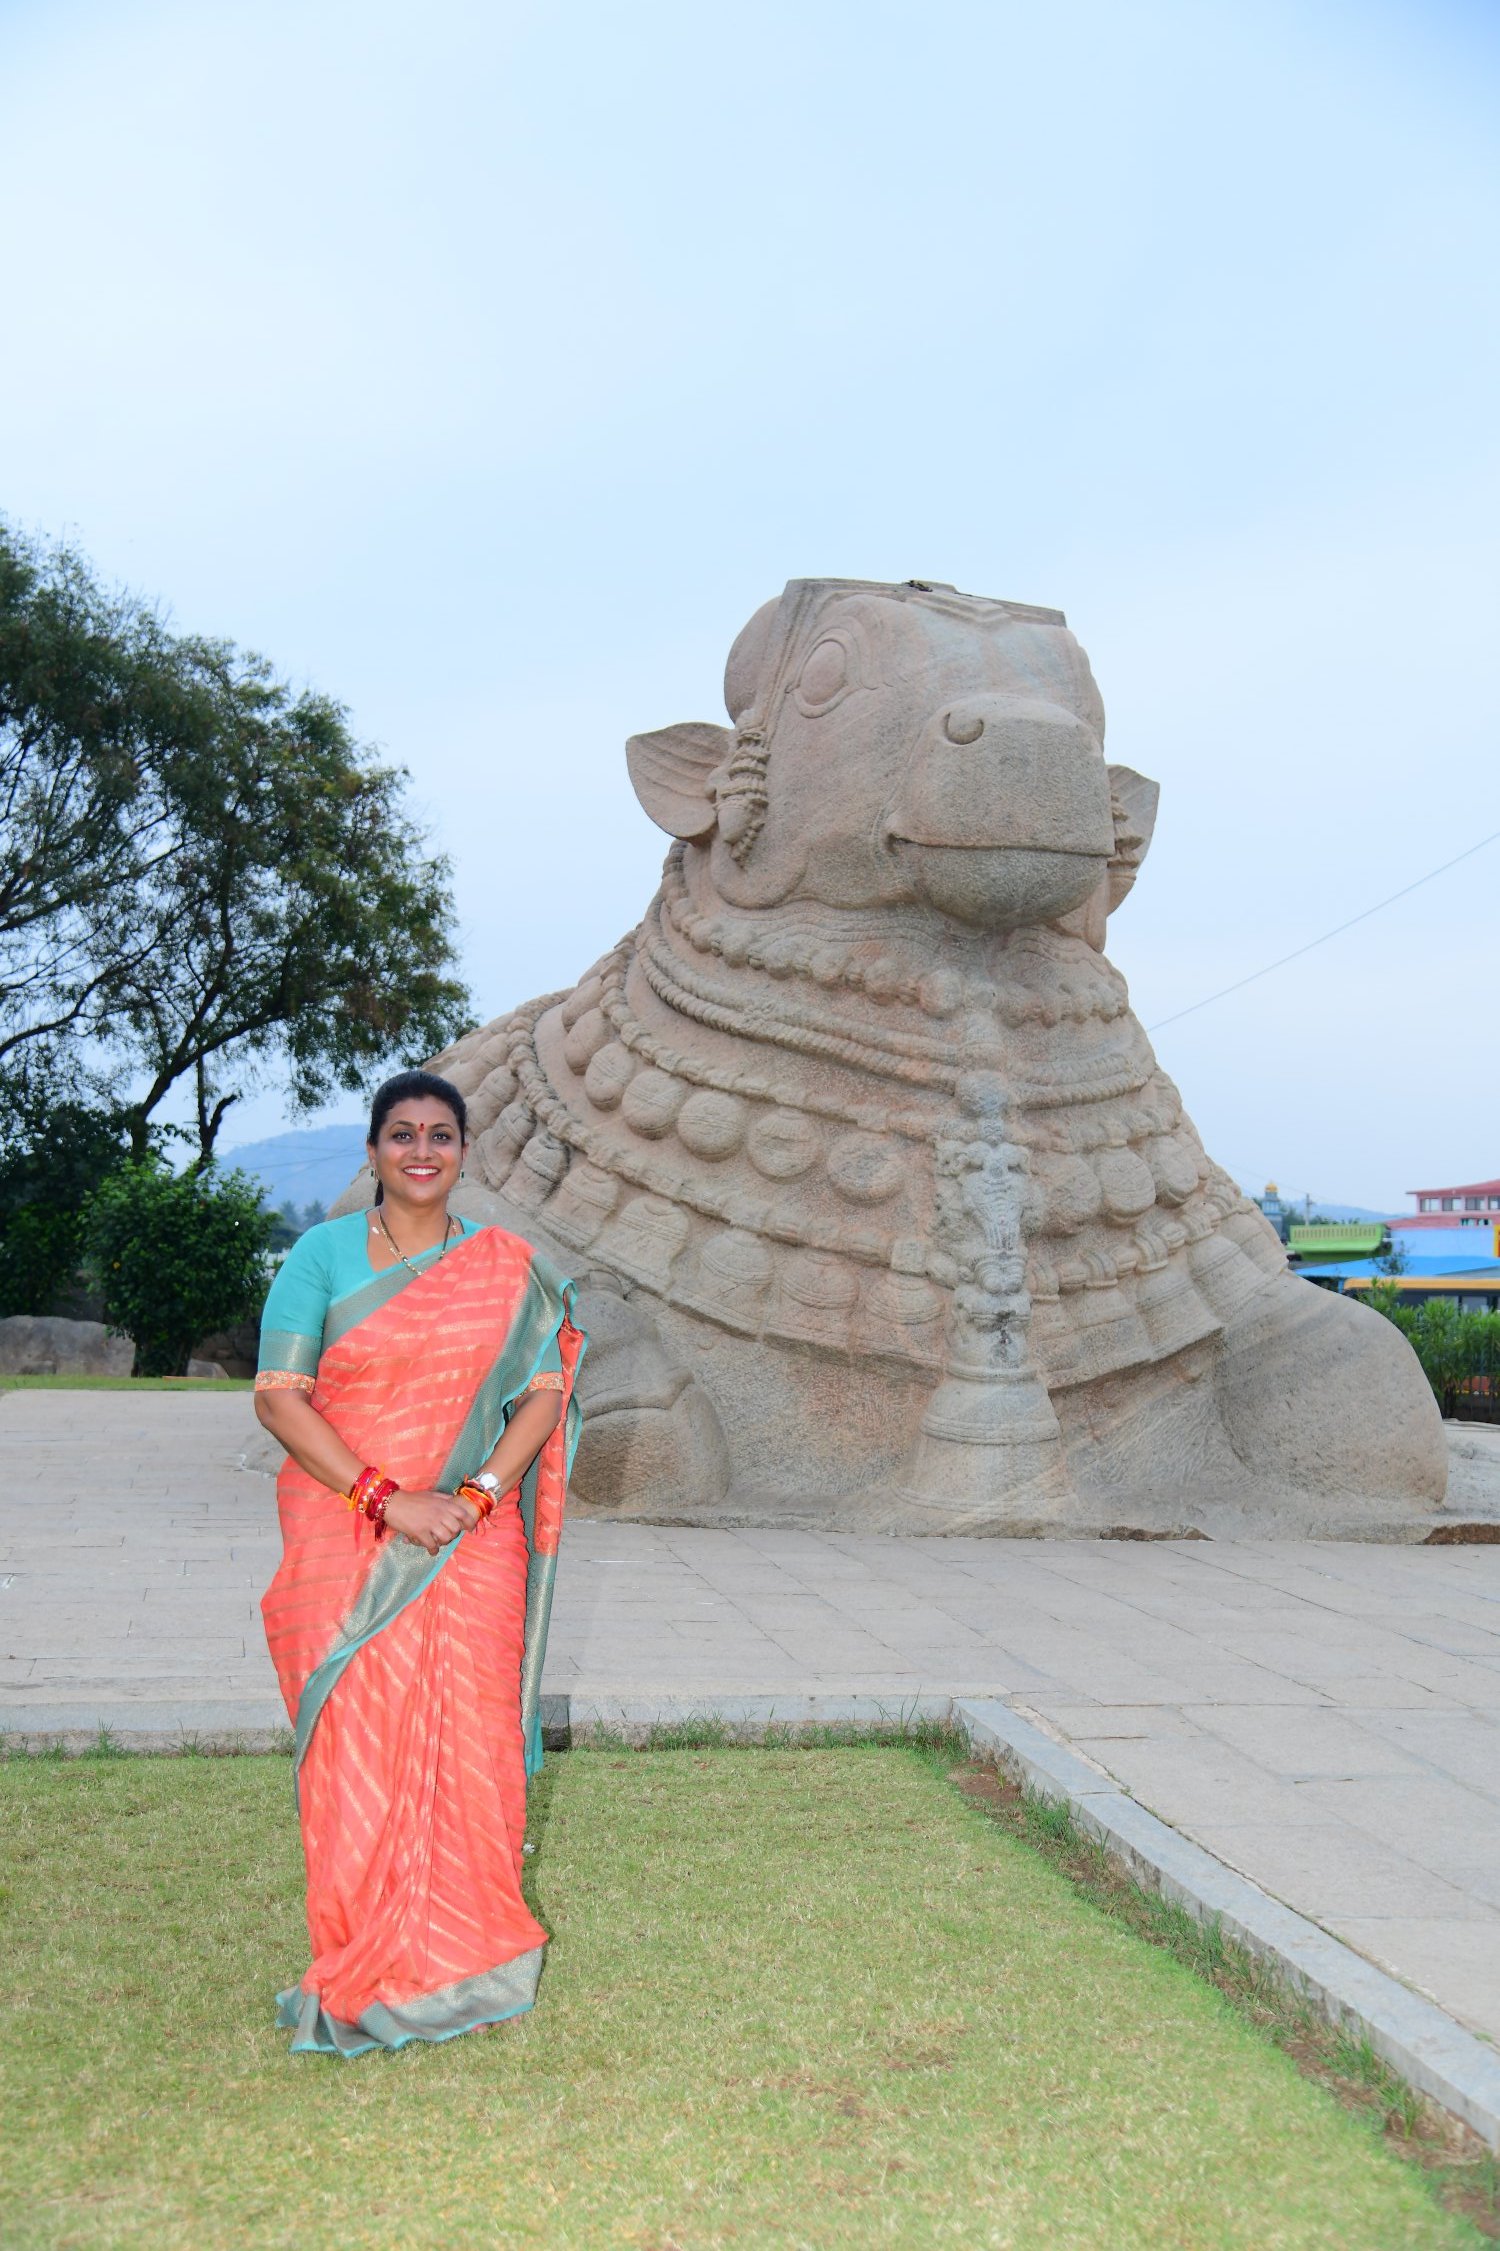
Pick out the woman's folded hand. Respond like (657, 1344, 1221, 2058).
(383, 1489, 480, 1555)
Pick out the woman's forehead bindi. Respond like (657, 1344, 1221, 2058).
(377, 1107, 460, 1134)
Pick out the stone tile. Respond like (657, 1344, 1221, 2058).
(1120, 1660, 1334, 1707)
(1191, 1628, 1442, 1693)
(1397, 1616, 1500, 1662)
(1076, 1737, 1331, 1830)
(1342, 1710, 1500, 1793)
(588, 1598, 741, 1624)
(1186, 1821, 1491, 1920)
(1319, 1677, 1473, 1711)
(1032, 1702, 1203, 1739)
(1323, 1917, 1500, 2041)
(1181, 1705, 1430, 1780)
(32, 1644, 250, 1675)
(660, 1625, 794, 1653)
(4, 1602, 145, 1639)
(1292, 1774, 1500, 1902)
(761, 1634, 916, 1670)
(1393, 1652, 1500, 1702)
(725, 1593, 854, 1624)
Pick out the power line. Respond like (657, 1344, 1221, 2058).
(1146, 829, 1500, 1034)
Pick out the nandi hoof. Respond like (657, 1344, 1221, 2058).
(571, 1391, 729, 1516)
(568, 1282, 729, 1514)
(1215, 1277, 1447, 1508)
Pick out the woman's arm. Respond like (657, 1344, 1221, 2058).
(254, 1386, 365, 1494)
(254, 1387, 479, 1554)
(476, 1387, 565, 1493)
(252, 1380, 565, 1556)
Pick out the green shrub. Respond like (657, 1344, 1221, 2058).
(1367, 1290, 1500, 1419)
(0, 1093, 128, 1316)
(85, 1160, 273, 1375)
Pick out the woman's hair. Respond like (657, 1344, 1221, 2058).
(366, 1070, 468, 1204)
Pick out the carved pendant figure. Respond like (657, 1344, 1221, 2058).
(390, 580, 1446, 1532)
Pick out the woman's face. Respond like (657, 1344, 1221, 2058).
(368, 1098, 465, 1210)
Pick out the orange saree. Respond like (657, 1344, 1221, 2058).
(260, 1226, 583, 2057)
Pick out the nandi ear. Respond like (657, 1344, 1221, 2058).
(1105, 764, 1160, 914)
(625, 722, 732, 840)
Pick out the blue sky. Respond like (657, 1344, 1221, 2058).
(4, 0, 1496, 1209)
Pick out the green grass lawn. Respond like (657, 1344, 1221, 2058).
(1, 1747, 1482, 2251)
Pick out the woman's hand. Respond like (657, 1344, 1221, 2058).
(383, 1489, 480, 1555)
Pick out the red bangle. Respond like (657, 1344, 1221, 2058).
(346, 1465, 400, 1525)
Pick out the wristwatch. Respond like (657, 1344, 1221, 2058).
(469, 1471, 503, 1500)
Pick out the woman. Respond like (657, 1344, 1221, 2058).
(255, 1068, 584, 2057)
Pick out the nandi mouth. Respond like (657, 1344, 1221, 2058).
(880, 694, 1115, 926)
(885, 838, 1109, 928)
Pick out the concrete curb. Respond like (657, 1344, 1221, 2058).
(8, 1687, 1499, 2150)
(563, 1692, 957, 1741)
(1, 1704, 290, 1753)
(956, 1698, 1500, 2153)
(0, 1691, 957, 1754)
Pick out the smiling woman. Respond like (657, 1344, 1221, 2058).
(250, 1068, 586, 2057)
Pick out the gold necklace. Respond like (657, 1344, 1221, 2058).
(373, 1206, 455, 1278)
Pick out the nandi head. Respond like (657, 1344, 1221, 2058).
(626, 578, 1157, 938)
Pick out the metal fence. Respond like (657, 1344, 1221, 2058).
(1451, 1369, 1500, 1424)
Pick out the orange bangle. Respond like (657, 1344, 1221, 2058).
(455, 1475, 496, 1521)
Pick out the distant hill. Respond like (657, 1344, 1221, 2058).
(219, 1123, 367, 1212)
(1241, 1188, 1391, 1223)
(1294, 1201, 1391, 1223)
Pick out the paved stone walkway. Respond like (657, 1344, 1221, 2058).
(5, 1391, 1500, 2051)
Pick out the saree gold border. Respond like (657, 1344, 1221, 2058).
(318, 1235, 469, 1353)
(518, 1388, 583, 1774)
(276, 1946, 545, 2058)
(292, 1262, 582, 1783)
(259, 1326, 322, 1379)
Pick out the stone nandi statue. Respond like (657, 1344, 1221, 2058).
(372, 579, 1447, 1532)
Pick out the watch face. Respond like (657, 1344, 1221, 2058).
(475, 1471, 501, 1493)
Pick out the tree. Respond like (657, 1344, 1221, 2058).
(0, 521, 474, 1164)
(0, 523, 212, 1065)
(86, 1159, 273, 1375)
(92, 637, 473, 1161)
(269, 1200, 303, 1252)
(0, 1077, 129, 1315)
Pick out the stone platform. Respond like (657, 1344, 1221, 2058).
(4, 1389, 1500, 2063)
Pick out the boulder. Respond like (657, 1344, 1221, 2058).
(189, 1322, 260, 1380)
(0, 1316, 133, 1378)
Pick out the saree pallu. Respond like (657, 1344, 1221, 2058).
(260, 1227, 583, 2058)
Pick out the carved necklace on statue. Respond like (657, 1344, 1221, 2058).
(373, 1206, 456, 1279)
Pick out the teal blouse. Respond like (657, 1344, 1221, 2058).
(257, 1213, 563, 1386)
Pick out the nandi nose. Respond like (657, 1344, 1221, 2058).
(883, 691, 1114, 929)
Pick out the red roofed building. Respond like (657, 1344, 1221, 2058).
(1403, 1178, 1500, 1229)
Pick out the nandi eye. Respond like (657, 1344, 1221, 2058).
(794, 633, 859, 716)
